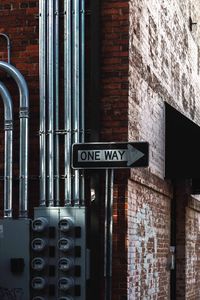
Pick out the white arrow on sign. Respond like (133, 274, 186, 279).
(127, 144, 144, 166)
(78, 144, 144, 167)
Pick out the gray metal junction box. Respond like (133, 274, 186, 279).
(0, 207, 87, 300)
(0, 219, 30, 300)
(31, 206, 87, 300)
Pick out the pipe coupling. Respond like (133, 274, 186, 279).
(4, 120, 13, 131)
(19, 107, 29, 118)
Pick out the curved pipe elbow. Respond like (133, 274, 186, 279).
(0, 82, 13, 122)
(0, 33, 11, 64)
(0, 61, 29, 109)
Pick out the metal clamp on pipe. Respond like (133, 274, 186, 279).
(19, 107, 29, 118)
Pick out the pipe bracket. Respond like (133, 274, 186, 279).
(4, 209, 12, 218)
(4, 120, 13, 131)
(19, 107, 29, 118)
(39, 130, 46, 135)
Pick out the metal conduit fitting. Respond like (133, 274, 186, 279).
(0, 61, 29, 218)
(0, 33, 11, 64)
(54, 0, 60, 206)
(47, 1, 55, 207)
(72, 0, 80, 204)
(64, 0, 72, 205)
(0, 82, 13, 218)
(39, 0, 47, 207)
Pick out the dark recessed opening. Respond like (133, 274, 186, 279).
(165, 102, 200, 180)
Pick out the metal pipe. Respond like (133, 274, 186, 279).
(104, 169, 114, 300)
(64, 0, 72, 206)
(0, 82, 13, 218)
(80, 0, 85, 204)
(72, 0, 80, 204)
(0, 33, 11, 64)
(54, 0, 60, 206)
(0, 61, 29, 218)
(39, 0, 47, 206)
(47, 1, 54, 206)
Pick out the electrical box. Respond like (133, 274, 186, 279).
(31, 207, 87, 300)
(0, 219, 30, 300)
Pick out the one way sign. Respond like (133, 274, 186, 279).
(72, 142, 149, 169)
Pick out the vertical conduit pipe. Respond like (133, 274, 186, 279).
(0, 33, 11, 64)
(47, 1, 55, 206)
(54, 0, 60, 206)
(0, 61, 29, 218)
(80, 0, 85, 204)
(0, 82, 13, 218)
(39, 0, 47, 206)
(72, 0, 80, 204)
(64, 0, 72, 206)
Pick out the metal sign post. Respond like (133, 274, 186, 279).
(72, 141, 149, 300)
(104, 168, 114, 300)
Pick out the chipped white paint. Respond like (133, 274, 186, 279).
(128, 203, 159, 299)
(129, 0, 200, 180)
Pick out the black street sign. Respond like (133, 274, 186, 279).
(72, 142, 149, 169)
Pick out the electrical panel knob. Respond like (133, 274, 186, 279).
(58, 238, 74, 252)
(31, 238, 47, 252)
(32, 217, 48, 232)
(58, 277, 74, 291)
(31, 276, 46, 290)
(58, 258, 74, 272)
(59, 218, 73, 232)
(31, 257, 46, 271)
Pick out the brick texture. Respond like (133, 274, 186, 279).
(100, 1, 129, 299)
(128, 0, 200, 299)
(0, 0, 200, 299)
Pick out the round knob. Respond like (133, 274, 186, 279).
(32, 217, 48, 232)
(31, 257, 46, 271)
(58, 218, 73, 232)
(31, 238, 47, 252)
(31, 277, 46, 290)
(58, 238, 74, 252)
(58, 277, 74, 291)
(58, 258, 74, 272)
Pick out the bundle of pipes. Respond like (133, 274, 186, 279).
(39, 0, 85, 207)
(0, 61, 29, 219)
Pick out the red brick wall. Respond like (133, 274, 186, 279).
(100, 0, 129, 142)
(100, 1, 129, 299)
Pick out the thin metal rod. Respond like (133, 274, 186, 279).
(0, 33, 11, 64)
(64, 0, 72, 205)
(72, 0, 80, 204)
(0, 61, 29, 218)
(47, 0, 54, 206)
(0, 82, 13, 218)
(39, 0, 47, 206)
(54, 0, 60, 206)
(80, 0, 85, 204)
(104, 169, 114, 300)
